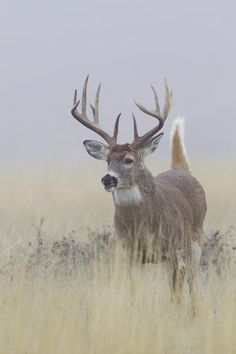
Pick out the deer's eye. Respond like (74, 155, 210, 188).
(124, 158, 134, 165)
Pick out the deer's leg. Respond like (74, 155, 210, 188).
(170, 255, 186, 304)
(187, 239, 202, 315)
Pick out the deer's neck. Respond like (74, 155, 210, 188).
(113, 168, 155, 207)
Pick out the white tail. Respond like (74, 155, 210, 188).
(171, 118, 189, 170)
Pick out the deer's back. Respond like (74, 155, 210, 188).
(155, 167, 207, 236)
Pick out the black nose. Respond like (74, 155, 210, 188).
(101, 174, 118, 188)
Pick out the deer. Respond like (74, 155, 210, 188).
(71, 76, 207, 307)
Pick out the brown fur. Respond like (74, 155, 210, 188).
(108, 144, 133, 161)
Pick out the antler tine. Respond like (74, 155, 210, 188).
(134, 99, 160, 119)
(112, 113, 121, 142)
(131, 80, 173, 148)
(150, 85, 161, 116)
(82, 75, 89, 119)
(132, 113, 139, 139)
(73, 89, 77, 105)
(90, 83, 101, 125)
(162, 79, 173, 120)
(134, 85, 163, 121)
(71, 76, 120, 146)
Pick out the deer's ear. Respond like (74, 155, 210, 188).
(83, 140, 110, 160)
(140, 133, 164, 156)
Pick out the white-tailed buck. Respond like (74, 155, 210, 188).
(71, 76, 207, 304)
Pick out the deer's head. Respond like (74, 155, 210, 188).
(71, 76, 172, 192)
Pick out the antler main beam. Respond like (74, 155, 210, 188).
(131, 80, 173, 148)
(71, 76, 121, 146)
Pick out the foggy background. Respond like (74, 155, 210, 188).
(0, 0, 235, 167)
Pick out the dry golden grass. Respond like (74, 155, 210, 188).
(0, 161, 235, 354)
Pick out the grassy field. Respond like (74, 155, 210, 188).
(0, 161, 235, 354)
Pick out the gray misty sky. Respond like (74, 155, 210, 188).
(0, 0, 235, 166)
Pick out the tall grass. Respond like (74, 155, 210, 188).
(0, 162, 235, 354)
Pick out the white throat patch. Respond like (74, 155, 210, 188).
(114, 185, 142, 206)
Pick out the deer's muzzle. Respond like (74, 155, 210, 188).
(101, 174, 118, 190)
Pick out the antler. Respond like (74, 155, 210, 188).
(131, 79, 173, 148)
(71, 76, 121, 146)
